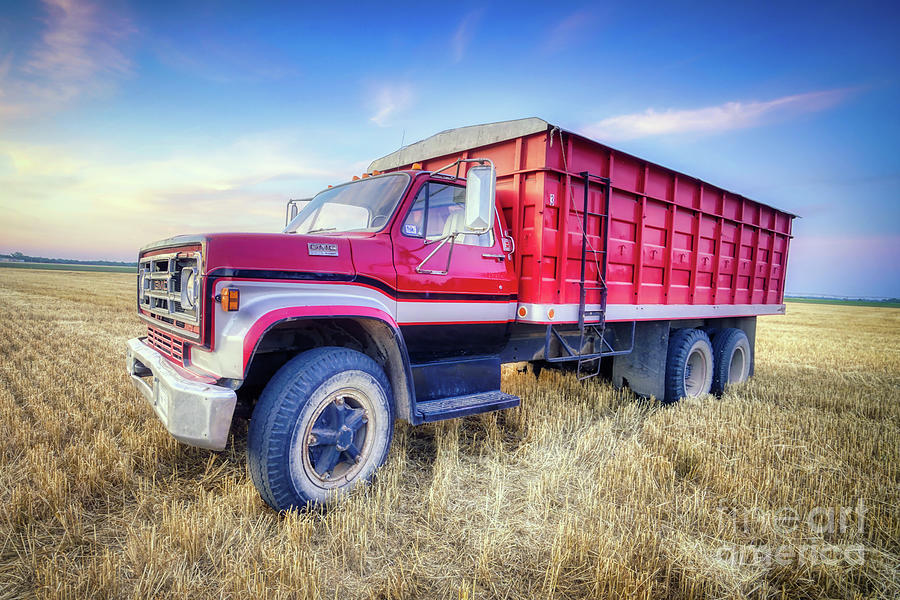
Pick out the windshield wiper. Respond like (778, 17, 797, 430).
(307, 227, 337, 234)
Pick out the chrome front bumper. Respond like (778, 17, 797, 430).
(125, 337, 236, 451)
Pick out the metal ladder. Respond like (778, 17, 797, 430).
(544, 172, 628, 380)
(574, 172, 611, 379)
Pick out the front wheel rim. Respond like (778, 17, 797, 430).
(299, 387, 374, 488)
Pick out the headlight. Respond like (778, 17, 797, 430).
(180, 267, 199, 309)
(138, 268, 148, 300)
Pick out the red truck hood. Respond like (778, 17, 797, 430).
(204, 232, 355, 276)
(141, 233, 356, 277)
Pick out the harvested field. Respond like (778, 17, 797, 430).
(1, 269, 897, 599)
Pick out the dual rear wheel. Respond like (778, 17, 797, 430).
(664, 327, 752, 403)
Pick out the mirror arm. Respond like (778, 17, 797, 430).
(430, 157, 495, 179)
(422, 233, 450, 246)
(284, 198, 311, 228)
(415, 234, 457, 275)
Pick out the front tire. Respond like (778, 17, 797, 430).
(664, 328, 714, 403)
(248, 347, 394, 510)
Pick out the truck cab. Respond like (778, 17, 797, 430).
(127, 160, 522, 510)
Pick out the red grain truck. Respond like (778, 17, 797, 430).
(125, 118, 795, 510)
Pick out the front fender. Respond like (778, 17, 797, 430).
(241, 307, 417, 424)
(241, 305, 399, 371)
(191, 278, 397, 377)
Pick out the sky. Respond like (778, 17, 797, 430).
(1, 0, 899, 297)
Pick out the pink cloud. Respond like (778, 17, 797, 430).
(0, 0, 134, 119)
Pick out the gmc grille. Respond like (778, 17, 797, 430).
(138, 250, 201, 337)
(146, 325, 186, 364)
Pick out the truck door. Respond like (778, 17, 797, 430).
(392, 178, 516, 360)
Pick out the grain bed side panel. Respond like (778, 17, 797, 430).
(381, 125, 793, 312)
(542, 133, 793, 308)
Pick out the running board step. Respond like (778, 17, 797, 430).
(416, 391, 520, 422)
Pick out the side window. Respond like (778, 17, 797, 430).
(402, 182, 493, 247)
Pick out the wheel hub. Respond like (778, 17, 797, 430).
(301, 390, 372, 486)
(335, 425, 353, 451)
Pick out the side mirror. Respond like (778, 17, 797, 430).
(285, 198, 311, 226)
(464, 164, 495, 234)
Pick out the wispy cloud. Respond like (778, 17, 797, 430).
(581, 89, 851, 141)
(369, 83, 414, 127)
(542, 9, 594, 54)
(451, 9, 483, 63)
(0, 0, 133, 119)
(26, 0, 131, 81)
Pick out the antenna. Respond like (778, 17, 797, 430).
(399, 129, 405, 151)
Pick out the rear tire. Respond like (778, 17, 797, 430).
(664, 328, 714, 403)
(248, 347, 394, 511)
(710, 328, 752, 395)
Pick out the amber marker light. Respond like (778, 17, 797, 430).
(517, 306, 527, 318)
(219, 287, 240, 312)
(547, 308, 555, 320)
(411, 162, 423, 170)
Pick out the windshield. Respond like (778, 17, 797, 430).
(283, 173, 411, 235)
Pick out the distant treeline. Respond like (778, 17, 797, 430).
(0, 252, 137, 268)
(786, 296, 900, 308)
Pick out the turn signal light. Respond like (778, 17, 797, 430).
(220, 287, 240, 312)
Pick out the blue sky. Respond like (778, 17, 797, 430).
(1, 0, 898, 296)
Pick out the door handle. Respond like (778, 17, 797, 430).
(482, 253, 505, 261)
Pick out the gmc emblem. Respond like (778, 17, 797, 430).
(308, 243, 339, 257)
